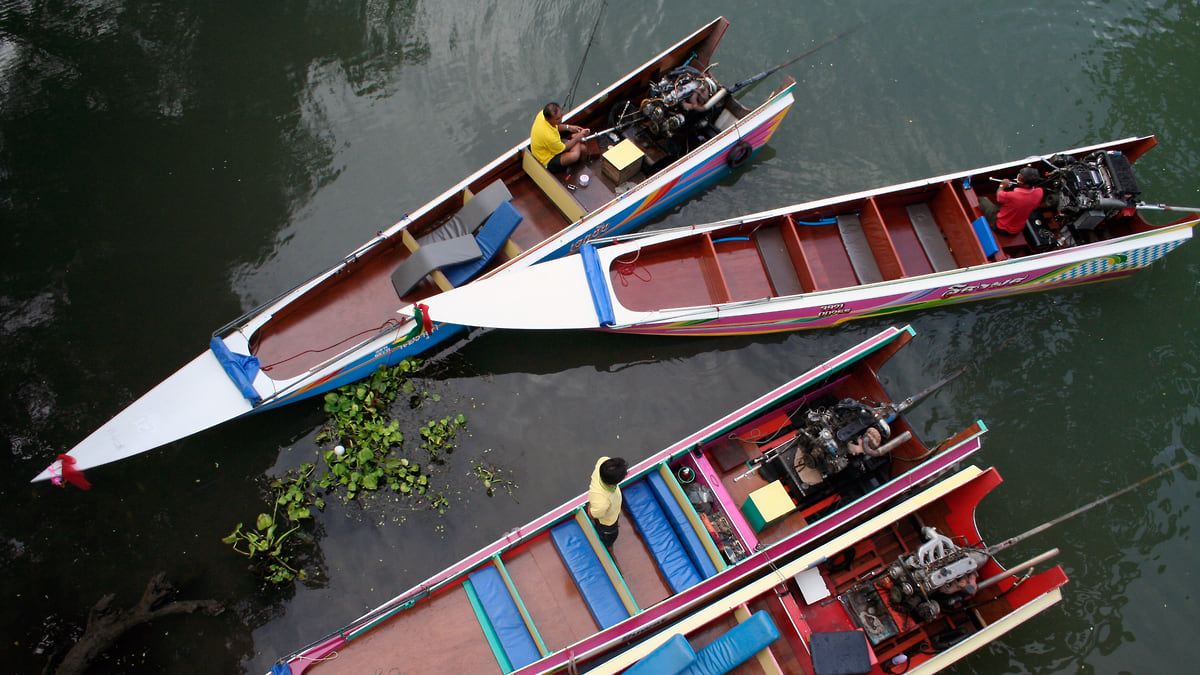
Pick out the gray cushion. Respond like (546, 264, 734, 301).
(419, 180, 514, 244)
(390, 235, 482, 297)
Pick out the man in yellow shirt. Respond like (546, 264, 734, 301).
(587, 456, 628, 554)
(531, 102, 590, 174)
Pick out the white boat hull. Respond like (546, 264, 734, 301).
(32, 347, 255, 482)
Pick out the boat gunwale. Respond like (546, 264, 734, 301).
(226, 16, 734, 339)
(283, 325, 914, 662)
(601, 217, 1197, 326)
(289, 430, 987, 674)
(473, 78, 798, 280)
(588, 135, 1165, 251)
(509, 431, 986, 675)
(588, 465, 1069, 675)
(587, 465, 996, 673)
(212, 18, 725, 335)
(233, 33, 799, 396)
(236, 84, 798, 399)
(282, 325, 989, 672)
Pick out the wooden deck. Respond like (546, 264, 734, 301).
(606, 176, 1024, 317)
(308, 584, 501, 675)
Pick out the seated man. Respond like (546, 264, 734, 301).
(980, 166, 1045, 235)
(530, 102, 590, 174)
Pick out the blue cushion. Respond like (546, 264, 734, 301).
(646, 473, 718, 579)
(624, 481, 703, 593)
(468, 565, 541, 670)
(442, 201, 524, 286)
(625, 634, 696, 675)
(550, 520, 630, 629)
(684, 611, 780, 675)
(581, 243, 615, 326)
(971, 215, 999, 257)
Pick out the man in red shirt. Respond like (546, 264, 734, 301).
(981, 166, 1045, 234)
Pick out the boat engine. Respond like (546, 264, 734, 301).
(1043, 150, 1141, 232)
(638, 66, 722, 138)
(790, 399, 893, 491)
(876, 526, 989, 621)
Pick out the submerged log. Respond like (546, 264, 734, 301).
(51, 572, 223, 675)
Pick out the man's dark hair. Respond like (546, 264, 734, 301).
(599, 457, 628, 486)
(1018, 166, 1040, 185)
(543, 102, 561, 119)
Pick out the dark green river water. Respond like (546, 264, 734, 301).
(2, 1, 1198, 673)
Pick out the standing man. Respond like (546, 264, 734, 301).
(588, 456, 628, 554)
(531, 102, 590, 174)
(980, 166, 1045, 235)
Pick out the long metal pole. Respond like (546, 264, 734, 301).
(976, 548, 1060, 591)
(728, 20, 871, 95)
(564, 1, 607, 111)
(987, 457, 1195, 555)
(1136, 202, 1200, 213)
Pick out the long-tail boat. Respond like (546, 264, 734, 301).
(592, 465, 1067, 675)
(34, 17, 797, 483)
(270, 325, 990, 674)
(417, 136, 1196, 337)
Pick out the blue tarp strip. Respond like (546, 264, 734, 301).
(581, 243, 616, 327)
(796, 217, 837, 226)
(209, 337, 262, 404)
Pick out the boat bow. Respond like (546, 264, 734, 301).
(32, 345, 260, 482)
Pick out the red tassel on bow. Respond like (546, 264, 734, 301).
(416, 303, 433, 334)
(53, 455, 92, 490)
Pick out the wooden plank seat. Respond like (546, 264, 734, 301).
(753, 225, 805, 296)
(466, 564, 543, 671)
(906, 203, 957, 272)
(522, 150, 586, 221)
(836, 215, 884, 284)
(623, 479, 706, 593)
(549, 519, 631, 629)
